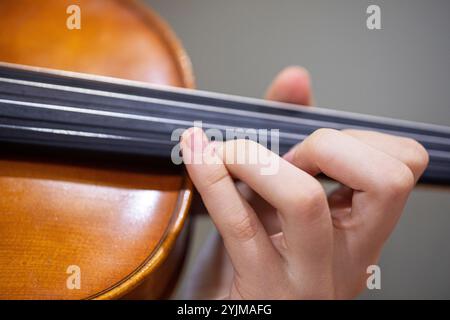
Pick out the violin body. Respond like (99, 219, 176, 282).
(1, 0, 449, 301)
(0, 0, 193, 299)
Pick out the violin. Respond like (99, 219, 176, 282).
(0, 0, 449, 299)
(0, 0, 194, 299)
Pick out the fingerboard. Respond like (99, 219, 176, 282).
(0, 62, 449, 184)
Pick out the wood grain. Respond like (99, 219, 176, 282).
(0, 0, 194, 299)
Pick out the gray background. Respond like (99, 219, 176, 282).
(147, 0, 450, 299)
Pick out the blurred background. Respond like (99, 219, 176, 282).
(147, 0, 450, 299)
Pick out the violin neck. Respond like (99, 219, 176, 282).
(0, 62, 449, 185)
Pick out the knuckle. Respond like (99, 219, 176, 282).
(199, 166, 229, 193)
(402, 138, 430, 174)
(382, 162, 415, 197)
(227, 213, 259, 242)
(288, 181, 327, 217)
(309, 128, 340, 145)
(304, 128, 340, 158)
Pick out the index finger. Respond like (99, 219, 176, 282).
(181, 127, 282, 280)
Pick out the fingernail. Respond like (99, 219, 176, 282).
(184, 127, 209, 153)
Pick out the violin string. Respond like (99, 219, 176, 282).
(0, 65, 448, 183)
(2, 62, 450, 136)
(1, 123, 449, 182)
(1, 96, 449, 166)
(0, 98, 308, 142)
(1, 101, 449, 181)
(1, 77, 450, 149)
(1, 93, 450, 170)
(1, 98, 450, 163)
(2, 76, 414, 131)
(2, 119, 450, 164)
(0, 71, 450, 172)
(1, 74, 450, 140)
(0, 123, 156, 142)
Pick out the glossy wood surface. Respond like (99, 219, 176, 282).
(0, 0, 194, 299)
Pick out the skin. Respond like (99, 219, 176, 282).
(179, 67, 429, 299)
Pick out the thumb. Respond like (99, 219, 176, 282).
(265, 66, 314, 106)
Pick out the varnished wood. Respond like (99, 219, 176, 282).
(0, 0, 194, 86)
(0, 0, 194, 299)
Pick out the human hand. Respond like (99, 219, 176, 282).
(180, 67, 429, 299)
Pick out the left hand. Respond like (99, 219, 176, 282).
(179, 67, 429, 299)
